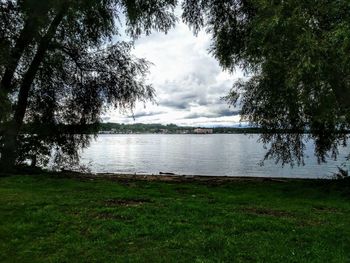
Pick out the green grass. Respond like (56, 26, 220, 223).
(0, 175, 350, 262)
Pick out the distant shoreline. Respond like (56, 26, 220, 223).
(97, 132, 256, 134)
(97, 123, 264, 134)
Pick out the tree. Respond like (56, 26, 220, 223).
(0, 0, 177, 171)
(182, 0, 350, 166)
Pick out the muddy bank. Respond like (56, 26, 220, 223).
(53, 170, 321, 184)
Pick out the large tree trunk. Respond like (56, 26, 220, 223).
(0, 9, 65, 171)
(0, 11, 47, 124)
(0, 2, 52, 96)
(0, 18, 41, 93)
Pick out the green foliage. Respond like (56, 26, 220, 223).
(0, 0, 177, 169)
(0, 175, 349, 262)
(182, 0, 350, 165)
(123, 0, 177, 37)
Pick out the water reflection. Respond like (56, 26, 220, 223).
(80, 134, 349, 178)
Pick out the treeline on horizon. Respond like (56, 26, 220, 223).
(98, 123, 350, 134)
(98, 123, 282, 134)
(16, 122, 350, 135)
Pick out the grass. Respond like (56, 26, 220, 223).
(0, 175, 350, 262)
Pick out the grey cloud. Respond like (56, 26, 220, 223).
(182, 67, 220, 86)
(184, 109, 241, 119)
(184, 112, 215, 119)
(159, 89, 213, 110)
(179, 93, 198, 101)
(160, 100, 189, 110)
(123, 17, 245, 126)
(215, 109, 241, 117)
(157, 72, 234, 109)
(159, 82, 239, 113)
(101, 116, 111, 122)
(127, 111, 165, 119)
(158, 90, 199, 110)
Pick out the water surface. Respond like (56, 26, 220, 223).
(80, 134, 349, 178)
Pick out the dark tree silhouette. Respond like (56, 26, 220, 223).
(0, 0, 177, 171)
(182, 0, 350, 166)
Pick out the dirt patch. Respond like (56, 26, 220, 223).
(298, 219, 324, 227)
(312, 206, 342, 214)
(95, 212, 133, 221)
(241, 207, 295, 218)
(104, 198, 151, 207)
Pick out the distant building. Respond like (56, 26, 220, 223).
(159, 129, 168, 134)
(193, 128, 213, 134)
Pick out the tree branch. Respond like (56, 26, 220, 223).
(0, 6, 49, 94)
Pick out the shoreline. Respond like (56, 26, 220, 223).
(53, 171, 330, 183)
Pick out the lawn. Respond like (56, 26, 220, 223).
(0, 175, 349, 262)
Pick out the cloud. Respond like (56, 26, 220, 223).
(106, 16, 244, 126)
(184, 109, 241, 119)
(160, 100, 189, 110)
(127, 111, 165, 119)
(215, 109, 241, 117)
(184, 113, 214, 119)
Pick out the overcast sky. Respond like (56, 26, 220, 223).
(105, 12, 244, 127)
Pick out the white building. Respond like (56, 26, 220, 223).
(193, 128, 213, 134)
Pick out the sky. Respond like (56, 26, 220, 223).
(104, 11, 245, 127)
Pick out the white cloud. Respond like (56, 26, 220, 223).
(106, 17, 244, 126)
